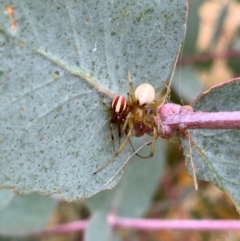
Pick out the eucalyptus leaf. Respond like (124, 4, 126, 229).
(0, 194, 57, 236)
(0, 0, 187, 200)
(86, 139, 165, 240)
(85, 211, 120, 241)
(180, 79, 240, 212)
(0, 190, 14, 211)
(87, 138, 166, 217)
(172, 66, 203, 103)
(182, 0, 203, 55)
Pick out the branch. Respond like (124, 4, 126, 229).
(108, 214, 240, 231)
(28, 215, 240, 238)
(28, 220, 88, 238)
(158, 103, 240, 138)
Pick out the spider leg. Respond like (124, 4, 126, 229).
(132, 140, 153, 159)
(99, 94, 112, 112)
(148, 127, 158, 158)
(93, 124, 133, 175)
(117, 119, 122, 148)
(127, 92, 133, 105)
(122, 122, 151, 159)
(127, 69, 136, 102)
(121, 114, 148, 159)
(121, 110, 158, 159)
(127, 134, 140, 155)
(110, 115, 125, 151)
(135, 106, 158, 159)
(158, 82, 171, 105)
(143, 102, 162, 134)
(155, 109, 161, 135)
(185, 130, 198, 190)
(122, 112, 157, 159)
(101, 95, 116, 151)
(110, 122, 115, 151)
(121, 112, 132, 135)
(133, 127, 158, 159)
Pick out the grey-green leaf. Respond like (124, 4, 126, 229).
(0, 190, 14, 211)
(0, 0, 187, 201)
(172, 66, 204, 103)
(86, 139, 166, 217)
(0, 194, 57, 236)
(86, 139, 165, 240)
(85, 211, 120, 241)
(180, 79, 240, 212)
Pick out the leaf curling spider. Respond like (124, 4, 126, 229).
(93, 70, 170, 175)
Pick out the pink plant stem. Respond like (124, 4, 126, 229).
(159, 103, 240, 138)
(28, 220, 88, 237)
(108, 214, 240, 231)
(28, 216, 240, 237)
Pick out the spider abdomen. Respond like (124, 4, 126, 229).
(112, 95, 127, 113)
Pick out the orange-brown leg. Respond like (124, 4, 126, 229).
(110, 122, 115, 151)
(134, 126, 158, 159)
(127, 69, 136, 103)
(93, 123, 134, 175)
(157, 83, 171, 106)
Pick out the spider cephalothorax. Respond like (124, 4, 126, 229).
(93, 70, 170, 174)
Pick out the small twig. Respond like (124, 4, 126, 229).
(27, 214, 240, 238)
(108, 214, 240, 231)
(28, 220, 88, 238)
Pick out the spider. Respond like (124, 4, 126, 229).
(93, 70, 170, 175)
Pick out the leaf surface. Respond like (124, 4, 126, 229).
(0, 194, 57, 236)
(0, 0, 186, 200)
(87, 139, 166, 216)
(180, 79, 240, 212)
(85, 139, 165, 240)
(0, 190, 14, 211)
